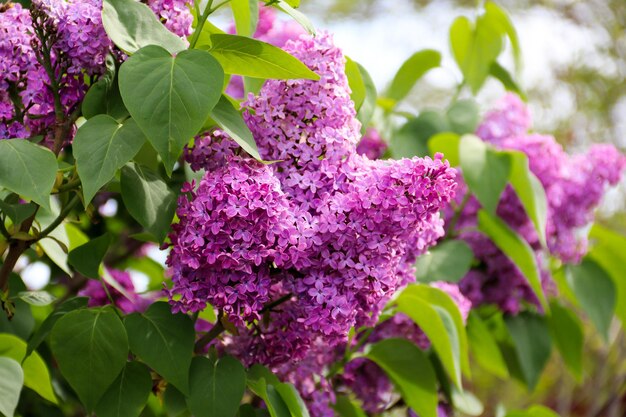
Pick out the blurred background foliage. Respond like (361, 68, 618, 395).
(296, 1, 626, 415)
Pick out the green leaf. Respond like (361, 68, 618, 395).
(74, 115, 146, 204)
(210, 95, 261, 160)
(547, 301, 583, 381)
(565, 258, 616, 341)
(333, 396, 367, 417)
(391, 111, 450, 158)
(102, 0, 186, 54)
(124, 302, 195, 394)
(490, 62, 525, 99)
(505, 405, 560, 417)
(0, 357, 23, 417)
(273, 383, 310, 417)
(0, 333, 57, 404)
(120, 163, 177, 244)
(386, 49, 441, 105)
(449, 12, 505, 94)
(206, 34, 318, 80)
(459, 134, 512, 214)
(354, 62, 377, 131)
(364, 338, 438, 417)
(507, 151, 548, 247)
(415, 239, 473, 283)
(0, 139, 57, 210)
(95, 361, 152, 417)
(68, 234, 112, 279)
(163, 384, 188, 417)
(447, 99, 480, 134)
(231, 0, 259, 37)
(450, 386, 484, 416)
(345, 57, 365, 112)
(119, 46, 224, 174)
(427, 133, 460, 167)
(82, 56, 129, 121)
(588, 225, 626, 327)
(477, 209, 547, 310)
(246, 365, 290, 417)
(466, 312, 508, 378)
(187, 356, 246, 417)
(485, 2, 521, 72)
(25, 297, 88, 359)
(0, 275, 34, 340)
(271, 1, 314, 35)
(14, 290, 56, 306)
(50, 308, 128, 411)
(0, 199, 36, 225)
(505, 312, 552, 391)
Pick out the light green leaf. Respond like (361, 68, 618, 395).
(386, 50, 441, 105)
(485, 2, 521, 72)
(14, 291, 56, 307)
(102, 0, 186, 54)
(477, 209, 547, 310)
(271, 1, 314, 35)
(74, 115, 146, 204)
(565, 258, 616, 341)
(505, 312, 552, 391)
(0, 140, 57, 210)
(210, 95, 262, 160)
(428, 132, 460, 167)
(447, 99, 480, 134)
(505, 405, 560, 417)
(95, 361, 152, 417)
(547, 301, 583, 381)
(0, 357, 23, 417)
(333, 396, 367, 417)
(459, 134, 512, 214)
(415, 239, 473, 283)
(187, 356, 246, 417)
(231, 0, 259, 37)
(490, 62, 525, 99)
(206, 34, 318, 80)
(0, 199, 37, 225)
(50, 308, 128, 411)
(364, 338, 438, 417)
(466, 312, 508, 378)
(345, 57, 365, 111)
(67, 234, 112, 279)
(0, 334, 56, 404)
(391, 111, 450, 158)
(120, 163, 177, 244)
(451, 386, 484, 416)
(124, 302, 195, 394)
(354, 62, 377, 131)
(119, 46, 224, 174)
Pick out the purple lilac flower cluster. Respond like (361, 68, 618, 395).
(356, 127, 388, 160)
(78, 268, 151, 314)
(0, 0, 191, 144)
(226, 5, 306, 99)
(168, 33, 457, 372)
(451, 94, 626, 313)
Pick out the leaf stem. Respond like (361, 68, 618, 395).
(189, 0, 215, 49)
(38, 194, 81, 239)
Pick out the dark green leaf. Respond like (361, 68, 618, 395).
(459, 134, 512, 214)
(124, 302, 195, 394)
(274, 383, 310, 417)
(505, 312, 552, 391)
(0, 139, 57, 210)
(0, 333, 57, 404)
(364, 338, 438, 417)
(163, 385, 188, 417)
(68, 234, 112, 279)
(120, 163, 177, 244)
(415, 239, 473, 283)
(246, 365, 290, 417)
(466, 312, 508, 378)
(333, 396, 367, 417)
(82, 56, 129, 121)
(477, 209, 547, 310)
(119, 46, 224, 174)
(566, 258, 616, 341)
(210, 95, 262, 160)
(0, 357, 23, 417)
(547, 301, 583, 381)
(25, 297, 88, 359)
(231, 0, 259, 37)
(102, 0, 186, 54)
(187, 356, 246, 417)
(95, 361, 152, 417)
(0, 199, 36, 225)
(386, 49, 441, 105)
(50, 308, 128, 411)
(507, 151, 548, 247)
(391, 111, 449, 158)
(0, 275, 34, 340)
(74, 115, 146, 204)
(207, 34, 318, 80)
(447, 99, 480, 134)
